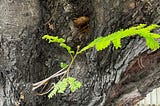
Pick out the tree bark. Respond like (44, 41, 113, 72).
(0, 0, 160, 106)
(0, 0, 41, 105)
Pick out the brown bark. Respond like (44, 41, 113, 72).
(0, 0, 160, 106)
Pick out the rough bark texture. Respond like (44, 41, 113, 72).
(0, 0, 41, 105)
(0, 0, 160, 106)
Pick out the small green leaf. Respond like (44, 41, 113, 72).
(74, 81, 82, 89)
(48, 84, 59, 98)
(112, 37, 121, 49)
(78, 37, 104, 53)
(150, 33, 160, 39)
(48, 79, 68, 98)
(67, 77, 82, 92)
(95, 39, 110, 51)
(134, 24, 147, 30)
(67, 77, 76, 83)
(144, 24, 160, 31)
(60, 43, 75, 54)
(42, 35, 65, 43)
(145, 37, 160, 51)
(60, 62, 68, 69)
(57, 79, 68, 93)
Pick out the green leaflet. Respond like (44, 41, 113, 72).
(57, 79, 68, 93)
(60, 62, 68, 69)
(150, 33, 160, 39)
(60, 43, 75, 54)
(67, 77, 82, 92)
(112, 37, 121, 49)
(145, 37, 160, 51)
(42, 35, 65, 43)
(48, 77, 82, 98)
(143, 24, 159, 31)
(48, 84, 59, 98)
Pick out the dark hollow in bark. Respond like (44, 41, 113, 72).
(0, 0, 160, 106)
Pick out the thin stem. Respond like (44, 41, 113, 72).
(32, 70, 67, 91)
(60, 46, 80, 79)
(69, 53, 74, 60)
(66, 52, 78, 77)
(67, 46, 80, 76)
(33, 68, 65, 86)
(36, 83, 55, 96)
(32, 68, 67, 91)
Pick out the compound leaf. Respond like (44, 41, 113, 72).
(42, 35, 74, 54)
(78, 24, 160, 53)
(48, 77, 82, 98)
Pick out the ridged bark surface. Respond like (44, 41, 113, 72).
(0, 0, 160, 106)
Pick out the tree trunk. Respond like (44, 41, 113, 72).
(0, 0, 41, 105)
(0, 0, 160, 106)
